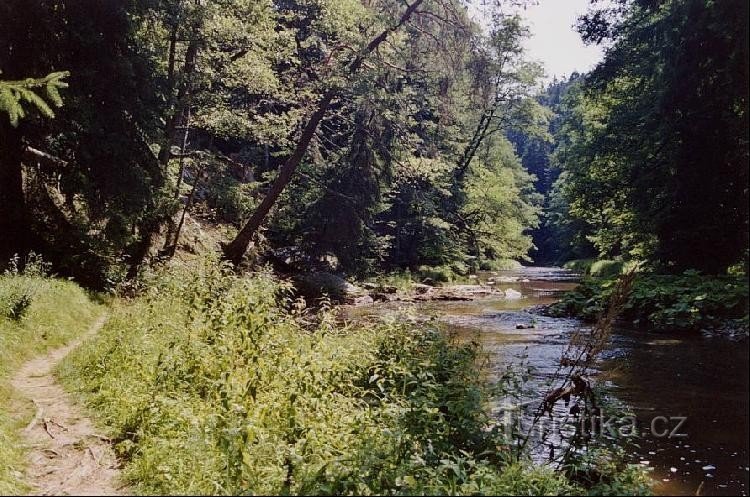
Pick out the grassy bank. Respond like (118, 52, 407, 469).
(548, 270, 749, 333)
(57, 260, 645, 495)
(0, 269, 102, 494)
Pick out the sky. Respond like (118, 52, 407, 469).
(516, 0, 605, 82)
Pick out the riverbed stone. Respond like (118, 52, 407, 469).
(504, 288, 523, 299)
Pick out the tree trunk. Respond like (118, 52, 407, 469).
(0, 121, 30, 266)
(167, 162, 204, 257)
(222, 0, 424, 264)
(129, 31, 199, 276)
(222, 91, 335, 264)
(161, 110, 192, 254)
(158, 38, 199, 167)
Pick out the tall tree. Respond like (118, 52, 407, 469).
(0, 72, 69, 265)
(556, 0, 749, 273)
(221, 0, 426, 264)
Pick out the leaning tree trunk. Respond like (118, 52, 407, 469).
(0, 120, 30, 266)
(222, 0, 425, 265)
(222, 91, 334, 265)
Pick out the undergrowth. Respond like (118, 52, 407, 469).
(57, 260, 645, 495)
(548, 271, 749, 333)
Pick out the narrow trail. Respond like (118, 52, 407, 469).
(10, 314, 127, 496)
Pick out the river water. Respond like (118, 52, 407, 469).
(348, 266, 749, 496)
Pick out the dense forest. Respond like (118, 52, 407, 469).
(1, 0, 747, 284)
(1, 0, 748, 495)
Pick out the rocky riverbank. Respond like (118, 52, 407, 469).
(293, 271, 527, 306)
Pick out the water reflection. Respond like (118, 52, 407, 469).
(345, 266, 749, 495)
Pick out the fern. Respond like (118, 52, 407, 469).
(0, 71, 69, 126)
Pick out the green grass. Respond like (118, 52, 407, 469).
(56, 260, 646, 495)
(0, 274, 103, 494)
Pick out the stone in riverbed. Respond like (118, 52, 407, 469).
(351, 295, 374, 306)
(504, 288, 523, 299)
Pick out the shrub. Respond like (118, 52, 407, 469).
(416, 264, 456, 283)
(200, 175, 258, 225)
(479, 258, 522, 271)
(58, 260, 643, 495)
(589, 260, 624, 278)
(563, 258, 596, 274)
(548, 271, 749, 333)
(563, 259, 623, 278)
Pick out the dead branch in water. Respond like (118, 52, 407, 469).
(515, 270, 637, 462)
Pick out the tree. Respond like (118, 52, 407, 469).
(0, 72, 69, 127)
(0, 0, 166, 284)
(555, 0, 749, 273)
(221, 0, 426, 265)
(0, 71, 69, 264)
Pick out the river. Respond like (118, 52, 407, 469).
(348, 266, 749, 496)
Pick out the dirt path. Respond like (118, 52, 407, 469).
(10, 314, 127, 496)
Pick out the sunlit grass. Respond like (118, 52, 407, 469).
(0, 274, 102, 494)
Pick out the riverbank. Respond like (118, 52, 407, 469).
(53, 261, 591, 495)
(293, 266, 565, 307)
(368, 266, 747, 496)
(544, 271, 749, 336)
(1, 261, 651, 495)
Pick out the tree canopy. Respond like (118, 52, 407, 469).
(1, 0, 747, 283)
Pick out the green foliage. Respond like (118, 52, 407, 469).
(0, 284, 32, 321)
(0, 71, 69, 126)
(199, 172, 258, 226)
(563, 446, 652, 496)
(56, 260, 636, 495)
(416, 265, 458, 284)
(589, 260, 623, 278)
(563, 259, 624, 278)
(461, 137, 541, 266)
(508, 73, 589, 265)
(368, 270, 416, 294)
(549, 272, 749, 333)
(479, 258, 522, 271)
(0, 271, 102, 494)
(563, 258, 596, 275)
(552, 0, 749, 273)
(0, 0, 549, 281)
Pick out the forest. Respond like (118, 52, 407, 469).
(1, 0, 748, 495)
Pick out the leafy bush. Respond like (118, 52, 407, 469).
(563, 258, 596, 274)
(416, 264, 457, 283)
(0, 287, 32, 321)
(548, 271, 749, 333)
(589, 260, 623, 278)
(199, 173, 258, 226)
(563, 259, 623, 278)
(58, 260, 642, 495)
(479, 258, 523, 271)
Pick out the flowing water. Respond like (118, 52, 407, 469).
(348, 266, 749, 495)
